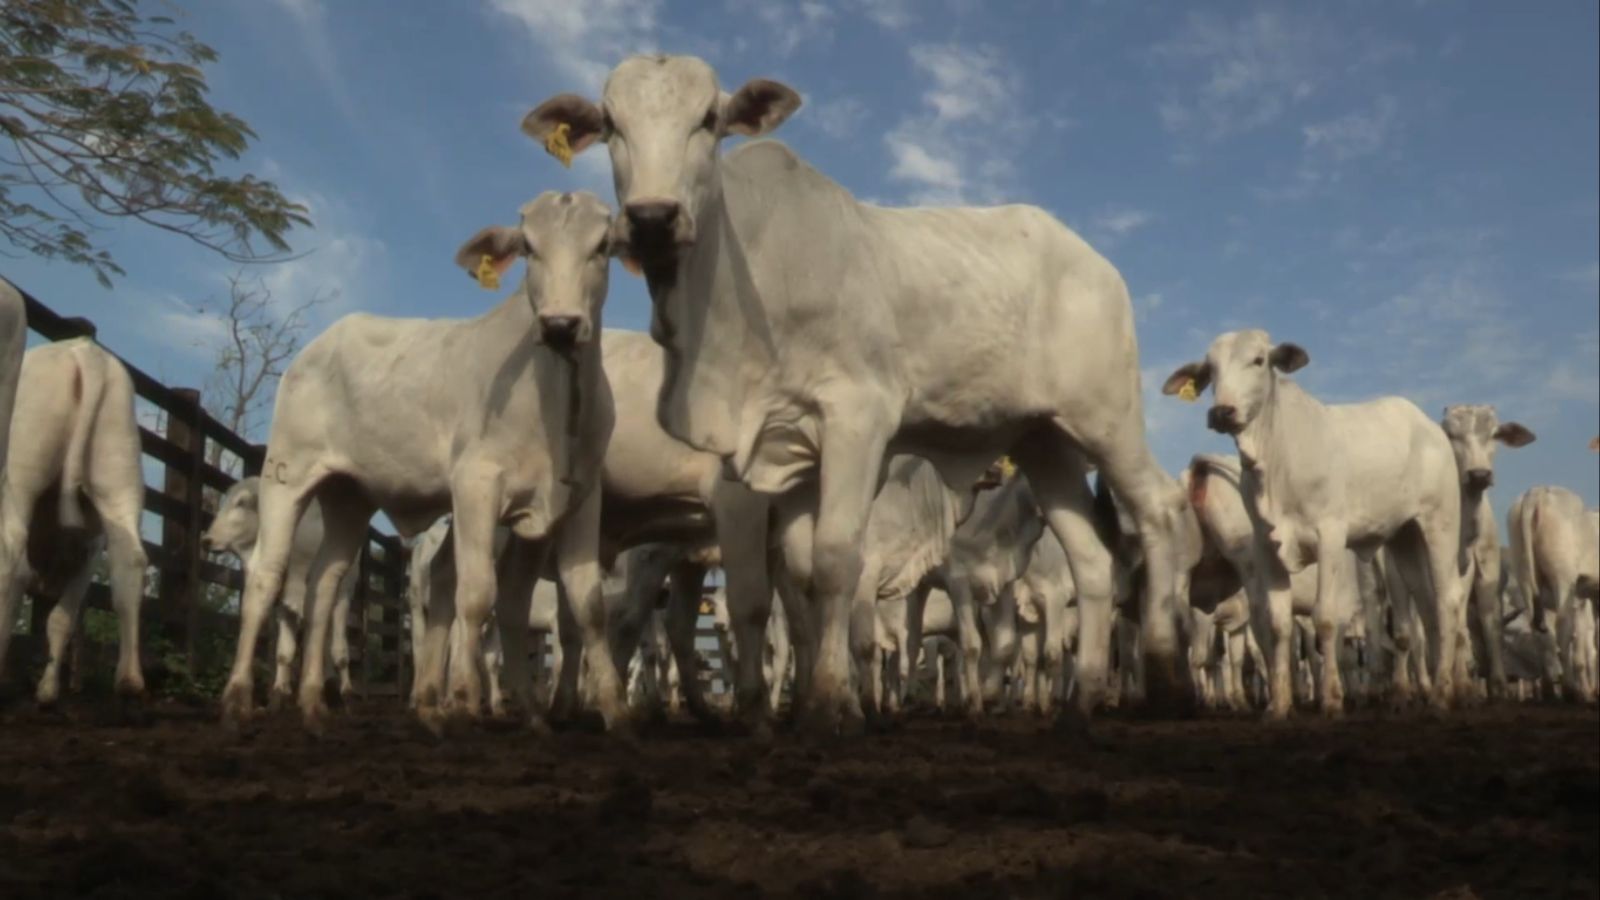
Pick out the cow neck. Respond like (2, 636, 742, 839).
(639, 163, 763, 460)
(1234, 374, 1322, 524)
(1458, 483, 1493, 556)
(471, 288, 603, 435)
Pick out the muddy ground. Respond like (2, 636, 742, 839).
(0, 700, 1595, 899)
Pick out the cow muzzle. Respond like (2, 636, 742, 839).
(1462, 468, 1493, 491)
(539, 315, 589, 350)
(623, 198, 695, 257)
(1207, 405, 1242, 435)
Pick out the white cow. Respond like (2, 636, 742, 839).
(220, 192, 626, 734)
(527, 54, 1200, 733)
(1439, 404, 1535, 698)
(1009, 529, 1076, 714)
(0, 339, 147, 703)
(874, 588, 966, 712)
(202, 477, 357, 708)
(845, 455, 988, 717)
(1507, 485, 1600, 702)
(931, 475, 1048, 716)
(1164, 331, 1467, 715)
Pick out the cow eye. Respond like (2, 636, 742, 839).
(700, 106, 717, 132)
(592, 235, 609, 257)
(1251, 356, 1265, 367)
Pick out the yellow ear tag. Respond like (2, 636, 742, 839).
(545, 122, 574, 168)
(475, 254, 501, 291)
(1177, 379, 1199, 403)
(998, 456, 1017, 478)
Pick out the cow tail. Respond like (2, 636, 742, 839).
(58, 342, 109, 534)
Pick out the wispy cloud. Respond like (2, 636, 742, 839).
(806, 95, 869, 139)
(884, 43, 1027, 204)
(1151, 11, 1409, 144)
(266, 0, 357, 120)
(1088, 206, 1156, 247)
(846, 0, 915, 30)
(1302, 94, 1399, 162)
(1253, 95, 1404, 203)
(486, 0, 664, 93)
(729, 0, 835, 57)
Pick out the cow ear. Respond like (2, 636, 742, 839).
(1493, 422, 1536, 448)
(1269, 342, 1309, 373)
(454, 226, 526, 283)
(1161, 361, 1211, 397)
(522, 94, 607, 160)
(722, 78, 802, 137)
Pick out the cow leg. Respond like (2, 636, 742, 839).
(664, 561, 717, 723)
(1257, 571, 1296, 719)
(1312, 526, 1348, 716)
(1189, 609, 1217, 710)
(482, 620, 506, 717)
(1468, 561, 1508, 700)
(549, 576, 585, 721)
(407, 557, 429, 708)
(1414, 520, 1467, 710)
(1064, 423, 1198, 714)
(268, 589, 302, 712)
(772, 495, 818, 712)
(848, 565, 882, 722)
(947, 577, 987, 718)
(1555, 584, 1580, 702)
(551, 486, 628, 732)
(35, 555, 93, 706)
(1013, 442, 1120, 718)
(768, 594, 792, 713)
(714, 483, 775, 730)
(902, 584, 930, 710)
(493, 537, 540, 719)
(223, 479, 315, 726)
(296, 488, 373, 732)
(329, 575, 354, 700)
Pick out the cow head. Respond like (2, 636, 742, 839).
(1440, 404, 1535, 491)
(202, 477, 262, 557)
(1163, 330, 1308, 437)
(523, 55, 802, 268)
(454, 191, 614, 351)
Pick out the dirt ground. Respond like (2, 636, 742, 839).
(0, 700, 1595, 900)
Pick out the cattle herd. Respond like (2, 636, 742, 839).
(0, 55, 1597, 745)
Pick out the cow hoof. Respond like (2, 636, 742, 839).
(526, 713, 555, 737)
(220, 683, 255, 727)
(266, 689, 291, 714)
(34, 690, 59, 710)
(114, 674, 146, 698)
(417, 706, 448, 739)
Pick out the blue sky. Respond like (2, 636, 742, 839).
(5, 0, 1597, 534)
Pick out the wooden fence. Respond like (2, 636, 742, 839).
(9, 279, 411, 698)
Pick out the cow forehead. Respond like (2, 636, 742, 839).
(604, 54, 718, 115)
(519, 191, 612, 244)
(1442, 404, 1496, 436)
(1209, 329, 1271, 363)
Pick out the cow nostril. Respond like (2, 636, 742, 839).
(1465, 469, 1493, 488)
(1206, 405, 1239, 434)
(540, 316, 581, 347)
(625, 200, 680, 233)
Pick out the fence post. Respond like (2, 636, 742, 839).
(159, 387, 204, 674)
